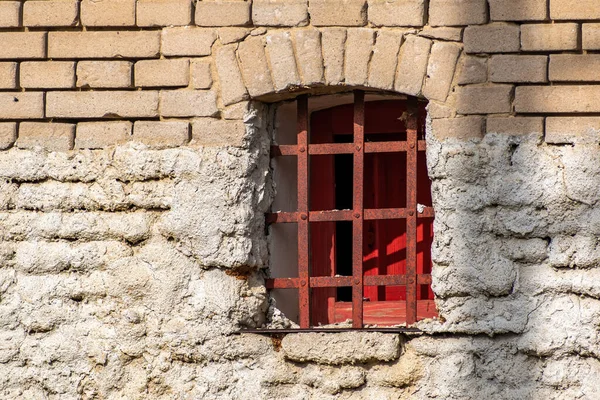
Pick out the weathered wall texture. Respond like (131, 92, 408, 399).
(0, 0, 599, 398)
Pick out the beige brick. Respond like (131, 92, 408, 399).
(215, 45, 248, 106)
(265, 31, 301, 91)
(293, 29, 324, 85)
(464, 23, 520, 54)
(309, 0, 367, 26)
(192, 118, 246, 147)
(486, 117, 544, 136)
(218, 28, 250, 44)
(20, 62, 75, 89)
(344, 29, 375, 86)
(161, 27, 217, 57)
(428, 0, 487, 27)
(321, 28, 346, 85)
(191, 59, 213, 89)
(456, 85, 513, 114)
(431, 117, 485, 141)
(521, 24, 578, 51)
(0, 123, 17, 150)
(77, 61, 133, 88)
(423, 42, 461, 102)
(137, 0, 192, 26)
(489, 0, 546, 21)
(81, 0, 135, 26)
(427, 101, 454, 119)
(550, 0, 600, 20)
(23, 1, 79, 27)
(489, 55, 547, 83)
(546, 117, 600, 144)
(237, 36, 274, 97)
(160, 90, 218, 117)
(0, 93, 45, 120)
(17, 122, 75, 151)
(0, 2, 20, 27)
(252, 0, 308, 26)
(75, 122, 132, 149)
(0, 33, 46, 60)
(223, 101, 249, 119)
(195, 1, 250, 27)
(135, 59, 189, 88)
(133, 121, 190, 148)
(368, 30, 402, 90)
(47, 92, 159, 119)
(549, 55, 600, 82)
(49, 32, 160, 59)
(394, 35, 432, 96)
(515, 86, 600, 113)
(582, 24, 600, 50)
(457, 56, 487, 85)
(0, 63, 17, 89)
(419, 27, 463, 41)
(368, 0, 425, 27)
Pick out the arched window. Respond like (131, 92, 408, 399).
(267, 90, 436, 329)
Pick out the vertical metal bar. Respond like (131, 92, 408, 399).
(352, 90, 365, 328)
(297, 95, 310, 328)
(405, 98, 418, 325)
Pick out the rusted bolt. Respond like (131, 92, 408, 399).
(300, 213, 308, 220)
(300, 280, 307, 286)
(299, 146, 306, 153)
(354, 278, 361, 285)
(409, 142, 415, 149)
(355, 145, 362, 151)
(354, 212, 361, 219)
(408, 210, 414, 216)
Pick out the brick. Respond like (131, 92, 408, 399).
(20, 62, 76, 89)
(428, 0, 487, 27)
(419, 27, 463, 41)
(0, 93, 45, 120)
(0, 33, 46, 59)
(223, 101, 249, 119)
(265, 31, 301, 91)
(77, 61, 132, 88)
(192, 118, 246, 147)
(431, 117, 485, 141)
(133, 121, 190, 148)
(237, 36, 274, 97)
(49, 32, 160, 59)
(521, 24, 578, 51)
(23, 1, 79, 27)
(464, 23, 520, 53)
(46, 92, 159, 119)
(309, 0, 367, 26)
(215, 45, 248, 106)
(368, 0, 425, 27)
(546, 117, 600, 144)
(0, 63, 17, 89)
(293, 29, 324, 85)
(394, 35, 432, 96)
(195, 1, 250, 27)
(550, 0, 600, 20)
(135, 59, 189, 88)
(75, 122, 132, 149)
(159, 90, 218, 117)
(252, 0, 308, 26)
(550, 55, 600, 82)
(486, 117, 544, 136)
(489, 55, 548, 83)
(161, 27, 217, 56)
(0, 2, 20, 27)
(427, 101, 454, 119)
(218, 28, 250, 44)
(368, 30, 402, 90)
(321, 28, 346, 85)
(515, 86, 600, 113)
(81, 0, 135, 26)
(17, 123, 75, 151)
(489, 0, 546, 21)
(582, 24, 600, 50)
(0, 123, 17, 150)
(136, 0, 192, 27)
(457, 56, 487, 85)
(191, 59, 213, 89)
(422, 42, 461, 102)
(344, 29, 375, 86)
(456, 85, 513, 114)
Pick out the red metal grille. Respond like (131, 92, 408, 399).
(266, 91, 434, 328)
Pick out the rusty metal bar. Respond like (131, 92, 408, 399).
(405, 98, 418, 326)
(309, 210, 353, 222)
(266, 278, 300, 289)
(271, 141, 426, 158)
(311, 276, 353, 287)
(239, 327, 423, 334)
(364, 141, 408, 153)
(297, 95, 310, 328)
(267, 274, 432, 289)
(266, 207, 433, 225)
(352, 90, 365, 328)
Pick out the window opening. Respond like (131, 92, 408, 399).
(267, 90, 436, 329)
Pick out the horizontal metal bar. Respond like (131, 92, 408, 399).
(266, 278, 299, 289)
(364, 208, 407, 220)
(267, 274, 431, 289)
(237, 327, 424, 334)
(311, 276, 353, 287)
(365, 141, 408, 153)
(310, 143, 355, 155)
(309, 210, 353, 222)
(267, 207, 434, 224)
(270, 140, 427, 158)
(266, 212, 299, 223)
